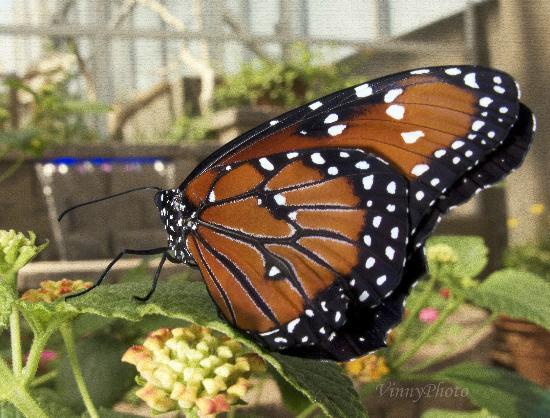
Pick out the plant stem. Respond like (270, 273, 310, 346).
(296, 403, 319, 418)
(60, 323, 99, 418)
(0, 357, 49, 417)
(405, 310, 498, 373)
(30, 370, 58, 388)
(393, 298, 461, 369)
(0, 155, 25, 185)
(10, 306, 23, 376)
(388, 273, 437, 361)
(23, 322, 58, 385)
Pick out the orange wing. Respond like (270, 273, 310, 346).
(185, 149, 409, 352)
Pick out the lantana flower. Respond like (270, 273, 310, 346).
(21, 279, 92, 303)
(344, 354, 390, 383)
(0, 230, 48, 277)
(419, 307, 439, 324)
(122, 326, 266, 416)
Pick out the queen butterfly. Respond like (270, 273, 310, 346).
(63, 66, 535, 361)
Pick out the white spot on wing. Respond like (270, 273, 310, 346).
(391, 227, 399, 239)
(363, 235, 372, 246)
(411, 69, 430, 74)
(359, 291, 369, 302)
(401, 130, 424, 144)
(363, 175, 374, 190)
(309, 101, 322, 110)
(386, 104, 405, 120)
(472, 120, 485, 131)
(376, 275, 387, 285)
(445, 67, 461, 75)
(365, 257, 375, 269)
(385, 246, 395, 260)
(269, 266, 281, 277)
(324, 113, 338, 124)
(355, 84, 373, 97)
(479, 97, 493, 107)
(464, 72, 479, 89)
(387, 181, 396, 194)
(259, 157, 274, 171)
(373, 216, 382, 228)
(384, 88, 403, 103)
(328, 124, 347, 136)
(208, 191, 216, 202)
(434, 149, 446, 158)
(328, 166, 338, 175)
(355, 161, 369, 170)
(494, 85, 505, 94)
(311, 152, 326, 164)
(287, 152, 299, 159)
(287, 318, 300, 333)
(270, 120, 279, 126)
(274, 194, 286, 205)
(411, 164, 429, 176)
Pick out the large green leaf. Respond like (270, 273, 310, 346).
(466, 269, 550, 329)
(55, 336, 135, 412)
(429, 362, 550, 418)
(427, 236, 488, 278)
(28, 279, 366, 418)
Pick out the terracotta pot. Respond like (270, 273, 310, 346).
(493, 316, 550, 386)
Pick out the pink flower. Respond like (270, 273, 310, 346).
(419, 307, 439, 324)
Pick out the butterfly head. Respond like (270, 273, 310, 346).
(154, 188, 194, 262)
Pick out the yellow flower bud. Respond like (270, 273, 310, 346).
(202, 376, 227, 396)
(136, 383, 177, 412)
(122, 345, 152, 366)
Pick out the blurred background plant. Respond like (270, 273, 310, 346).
(0, 54, 108, 184)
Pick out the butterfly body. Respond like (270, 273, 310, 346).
(154, 66, 535, 360)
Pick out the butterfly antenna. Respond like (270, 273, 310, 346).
(58, 186, 162, 222)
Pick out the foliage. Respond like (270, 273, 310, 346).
(168, 113, 216, 143)
(214, 44, 359, 109)
(504, 238, 550, 282)
(1, 229, 549, 417)
(0, 75, 107, 184)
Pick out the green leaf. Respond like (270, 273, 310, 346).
(466, 269, 550, 329)
(61, 279, 366, 418)
(422, 409, 496, 418)
(55, 336, 135, 412)
(427, 236, 488, 278)
(429, 362, 550, 418)
(0, 388, 77, 418)
(273, 371, 312, 415)
(0, 402, 24, 418)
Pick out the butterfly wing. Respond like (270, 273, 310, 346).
(180, 65, 535, 360)
(186, 148, 410, 358)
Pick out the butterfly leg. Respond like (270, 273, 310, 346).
(65, 247, 168, 300)
(133, 251, 167, 302)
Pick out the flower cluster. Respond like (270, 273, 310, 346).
(21, 279, 92, 303)
(0, 230, 47, 277)
(122, 326, 266, 416)
(427, 244, 458, 266)
(344, 354, 390, 383)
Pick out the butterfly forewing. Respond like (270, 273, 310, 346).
(174, 65, 535, 360)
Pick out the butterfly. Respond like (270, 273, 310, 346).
(63, 66, 535, 361)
